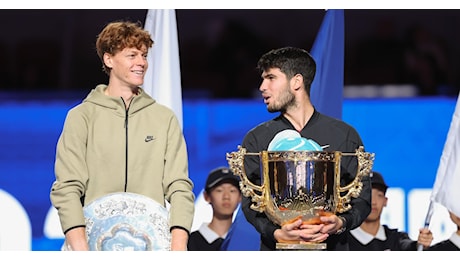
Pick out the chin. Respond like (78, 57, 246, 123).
(132, 82, 144, 87)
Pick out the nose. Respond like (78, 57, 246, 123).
(259, 80, 267, 92)
(223, 191, 231, 199)
(137, 55, 148, 67)
(371, 198, 377, 205)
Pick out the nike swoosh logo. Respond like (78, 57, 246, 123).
(145, 136, 155, 142)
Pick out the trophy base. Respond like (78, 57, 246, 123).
(276, 242, 327, 251)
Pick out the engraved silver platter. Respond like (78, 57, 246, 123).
(83, 192, 171, 251)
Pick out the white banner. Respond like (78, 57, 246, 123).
(430, 92, 460, 218)
(143, 9, 183, 129)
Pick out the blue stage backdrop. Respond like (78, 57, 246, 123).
(0, 96, 457, 250)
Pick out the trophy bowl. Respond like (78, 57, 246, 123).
(226, 146, 374, 250)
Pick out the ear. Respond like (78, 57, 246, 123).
(291, 73, 303, 91)
(383, 197, 388, 207)
(203, 191, 211, 203)
(103, 53, 113, 69)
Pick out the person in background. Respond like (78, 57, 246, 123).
(240, 46, 372, 250)
(49, 20, 195, 251)
(426, 211, 460, 250)
(348, 171, 433, 250)
(188, 167, 242, 250)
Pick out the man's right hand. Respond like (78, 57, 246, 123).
(417, 228, 433, 249)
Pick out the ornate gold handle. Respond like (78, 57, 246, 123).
(226, 146, 267, 212)
(335, 146, 375, 213)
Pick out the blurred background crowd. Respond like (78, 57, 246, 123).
(0, 9, 459, 99)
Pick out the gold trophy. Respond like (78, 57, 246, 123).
(226, 145, 374, 250)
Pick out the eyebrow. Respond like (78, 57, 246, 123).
(262, 73, 275, 79)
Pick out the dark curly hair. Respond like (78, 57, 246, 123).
(257, 47, 316, 96)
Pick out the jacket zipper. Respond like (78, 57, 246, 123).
(122, 97, 129, 192)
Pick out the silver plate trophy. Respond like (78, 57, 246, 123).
(227, 146, 374, 250)
(83, 192, 171, 251)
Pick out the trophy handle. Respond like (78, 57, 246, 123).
(335, 146, 375, 213)
(226, 145, 266, 213)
